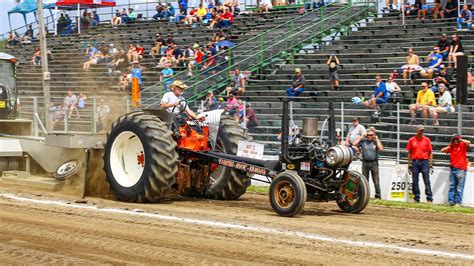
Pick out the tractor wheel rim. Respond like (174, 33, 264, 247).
(274, 181, 295, 208)
(110, 131, 145, 188)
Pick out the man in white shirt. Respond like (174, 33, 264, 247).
(160, 80, 200, 120)
(345, 117, 366, 153)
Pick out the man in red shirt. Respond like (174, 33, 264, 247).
(441, 135, 470, 206)
(406, 125, 433, 203)
(217, 9, 234, 28)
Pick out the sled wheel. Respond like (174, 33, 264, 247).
(269, 171, 307, 217)
(336, 170, 370, 213)
(206, 116, 251, 200)
(103, 112, 178, 202)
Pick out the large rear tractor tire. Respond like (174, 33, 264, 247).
(103, 112, 178, 202)
(336, 171, 370, 213)
(206, 116, 251, 200)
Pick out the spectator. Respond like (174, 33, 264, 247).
(449, 34, 464, 68)
(326, 53, 340, 91)
(226, 68, 247, 96)
(50, 103, 65, 129)
(441, 135, 470, 206)
(200, 51, 216, 72)
(385, 0, 398, 10)
(174, 3, 187, 23)
(405, 0, 421, 16)
(187, 45, 203, 76)
(386, 76, 401, 97)
(429, 84, 454, 126)
(91, 11, 100, 27)
(409, 82, 436, 124)
(63, 90, 79, 119)
(118, 73, 131, 92)
(208, 9, 222, 29)
(130, 61, 144, 92)
(217, 9, 234, 28)
(437, 34, 450, 61)
(160, 81, 201, 120)
(204, 91, 218, 110)
(127, 44, 138, 63)
(243, 102, 258, 129)
(84, 43, 98, 62)
(431, 0, 443, 19)
(78, 92, 87, 113)
(151, 34, 165, 62)
(96, 99, 111, 133)
(31, 47, 41, 66)
(406, 125, 433, 204)
(128, 8, 138, 22)
(353, 128, 383, 199)
(111, 9, 122, 25)
(160, 64, 174, 91)
(21, 24, 34, 43)
(57, 13, 67, 31)
(420, 46, 444, 79)
(401, 48, 421, 83)
(431, 64, 451, 92)
(106, 43, 119, 63)
(6, 31, 19, 49)
(165, 3, 176, 18)
(181, 45, 195, 68)
(259, 0, 273, 13)
(120, 8, 130, 24)
(172, 43, 184, 65)
(361, 75, 389, 115)
(444, 0, 458, 18)
(135, 44, 145, 61)
(83, 50, 104, 71)
(417, 0, 429, 20)
(226, 91, 239, 116)
(158, 53, 177, 68)
(287, 68, 305, 97)
(345, 117, 366, 154)
(153, 3, 166, 20)
(458, 4, 473, 30)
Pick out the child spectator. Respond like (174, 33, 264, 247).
(50, 103, 65, 129)
(160, 64, 174, 91)
(78, 92, 87, 112)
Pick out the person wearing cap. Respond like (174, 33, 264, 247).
(287, 68, 305, 97)
(160, 80, 201, 120)
(437, 34, 450, 61)
(353, 128, 383, 199)
(409, 82, 436, 124)
(361, 75, 389, 116)
(160, 64, 174, 92)
(327, 54, 340, 91)
(420, 46, 444, 79)
(130, 61, 143, 88)
(457, 4, 472, 30)
(406, 125, 433, 203)
(441, 135, 470, 206)
(431, 64, 451, 93)
(429, 84, 454, 126)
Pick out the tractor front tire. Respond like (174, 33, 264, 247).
(206, 116, 251, 200)
(103, 112, 178, 202)
(336, 171, 370, 213)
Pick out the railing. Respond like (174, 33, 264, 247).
(142, 0, 375, 108)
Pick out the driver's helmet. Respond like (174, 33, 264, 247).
(171, 80, 188, 90)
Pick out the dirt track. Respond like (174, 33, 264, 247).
(0, 187, 473, 264)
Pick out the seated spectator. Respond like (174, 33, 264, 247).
(204, 91, 218, 110)
(151, 34, 165, 62)
(158, 53, 178, 68)
(181, 45, 195, 68)
(226, 68, 247, 96)
(361, 75, 389, 116)
(187, 45, 203, 76)
(386, 76, 401, 97)
(226, 91, 239, 112)
(200, 51, 216, 73)
(82, 10, 91, 29)
(50, 103, 65, 129)
(259, 0, 273, 12)
(96, 99, 111, 133)
(31, 47, 41, 66)
(287, 68, 305, 97)
(84, 43, 98, 61)
(127, 44, 138, 62)
(128, 8, 138, 22)
(153, 3, 167, 20)
(449, 34, 464, 68)
(208, 9, 222, 29)
(91, 11, 100, 27)
(118, 73, 131, 92)
(135, 44, 145, 61)
(405, 0, 421, 16)
(174, 4, 187, 23)
(401, 48, 421, 83)
(107, 49, 128, 74)
(430, 0, 443, 18)
(457, 4, 472, 30)
(78, 92, 87, 112)
(160, 64, 174, 91)
(243, 102, 258, 129)
(437, 34, 450, 61)
(217, 9, 234, 28)
(64, 90, 79, 119)
(185, 7, 198, 25)
(106, 43, 119, 63)
(409, 82, 436, 124)
(417, 0, 428, 20)
(444, 0, 458, 18)
(171, 43, 183, 64)
(6, 31, 19, 49)
(420, 46, 443, 79)
(429, 84, 454, 126)
(120, 8, 130, 24)
(21, 25, 34, 43)
(196, 4, 208, 22)
(111, 9, 122, 25)
(431, 65, 451, 92)
(345, 117, 366, 154)
(164, 3, 175, 18)
(83, 51, 104, 71)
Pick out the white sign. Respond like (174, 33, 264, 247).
(388, 164, 413, 202)
(237, 141, 264, 160)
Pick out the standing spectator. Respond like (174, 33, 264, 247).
(361, 75, 389, 116)
(401, 48, 421, 83)
(386, 76, 401, 97)
(31, 47, 41, 66)
(63, 90, 79, 119)
(441, 135, 470, 206)
(429, 84, 454, 126)
(226, 68, 247, 96)
(420, 46, 443, 79)
(353, 128, 383, 199)
(407, 125, 433, 204)
(287, 68, 305, 97)
(443, 0, 458, 18)
(243, 102, 258, 129)
(130, 61, 144, 92)
(96, 99, 111, 133)
(327, 54, 340, 91)
(345, 117, 366, 154)
(409, 82, 436, 124)
(437, 34, 450, 61)
(160, 64, 174, 92)
(449, 34, 464, 68)
(457, 5, 472, 30)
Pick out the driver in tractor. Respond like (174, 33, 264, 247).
(160, 80, 203, 121)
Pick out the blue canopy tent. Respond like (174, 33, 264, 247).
(8, 0, 55, 32)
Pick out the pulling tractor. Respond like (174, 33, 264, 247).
(104, 98, 369, 216)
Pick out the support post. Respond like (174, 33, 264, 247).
(328, 101, 336, 146)
(397, 102, 400, 164)
(37, 0, 52, 132)
(341, 101, 344, 142)
(458, 104, 463, 136)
